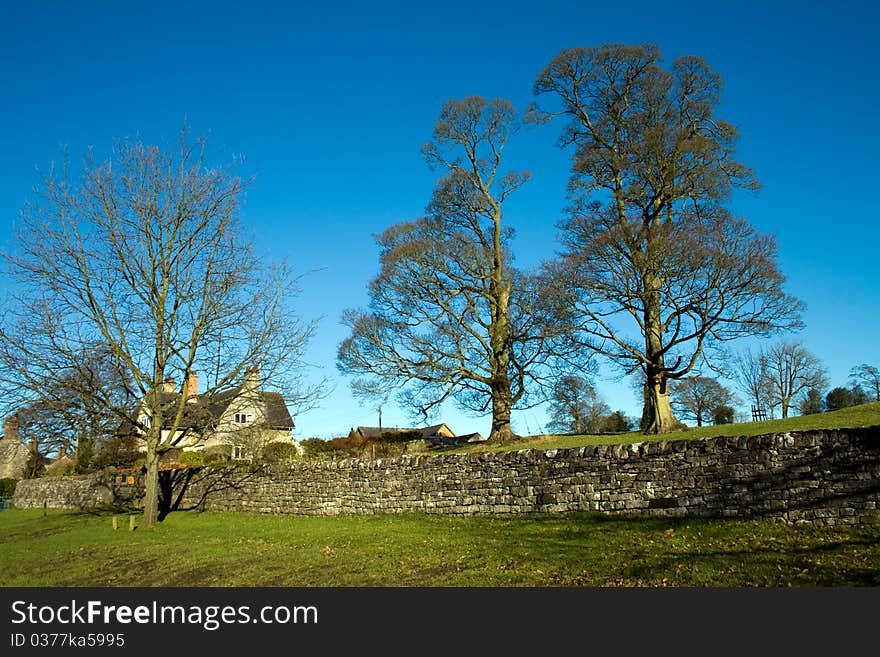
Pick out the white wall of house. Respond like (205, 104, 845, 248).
(206, 389, 296, 448)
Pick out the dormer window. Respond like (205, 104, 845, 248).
(233, 413, 254, 425)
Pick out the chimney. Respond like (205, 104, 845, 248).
(243, 365, 259, 391)
(162, 375, 176, 393)
(185, 370, 199, 401)
(3, 414, 19, 443)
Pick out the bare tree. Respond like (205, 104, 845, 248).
(730, 349, 775, 418)
(14, 346, 134, 468)
(533, 43, 803, 433)
(546, 375, 610, 435)
(669, 376, 738, 427)
(761, 342, 827, 418)
(0, 130, 321, 527)
(849, 364, 880, 402)
(338, 97, 577, 442)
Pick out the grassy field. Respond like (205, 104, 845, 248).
(1, 508, 878, 587)
(3, 404, 878, 588)
(452, 402, 880, 455)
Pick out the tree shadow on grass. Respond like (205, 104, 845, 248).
(617, 538, 880, 586)
(445, 512, 880, 586)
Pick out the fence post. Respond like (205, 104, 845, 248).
(112, 515, 118, 531)
(129, 514, 136, 531)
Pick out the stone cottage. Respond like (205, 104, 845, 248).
(123, 366, 300, 460)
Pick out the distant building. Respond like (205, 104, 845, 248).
(354, 423, 485, 447)
(0, 415, 32, 480)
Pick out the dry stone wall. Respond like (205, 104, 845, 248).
(12, 428, 880, 526)
(11, 471, 143, 510)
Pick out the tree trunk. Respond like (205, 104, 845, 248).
(142, 438, 160, 528)
(640, 285, 684, 434)
(488, 383, 516, 443)
(484, 196, 517, 445)
(641, 372, 681, 434)
(780, 397, 790, 419)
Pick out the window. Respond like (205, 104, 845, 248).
(233, 413, 254, 424)
(232, 446, 248, 460)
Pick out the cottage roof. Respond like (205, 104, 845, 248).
(120, 386, 293, 434)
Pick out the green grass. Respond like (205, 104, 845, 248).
(3, 404, 878, 588)
(1, 509, 878, 587)
(453, 402, 880, 455)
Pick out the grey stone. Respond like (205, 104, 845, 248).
(11, 427, 880, 527)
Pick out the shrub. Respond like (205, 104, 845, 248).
(203, 445, 231, 465)
(179, 450, 205, 467)
(0, 478, 16, 497)
(326, 433, 367, 458)
(74, 439, 96, 473)
(798, 388, 825, 415)
(712, 405, 735, 425)
(50, 459, 77, 477)
(600, 411, 632, 433)
(321, 429, 426, 460)
(300, 438, 333, 460)
(826, 386, 870, 412)
(91, 436, 142, 470)
(261, 442, 300, 464)
(378, 430, 422, 444)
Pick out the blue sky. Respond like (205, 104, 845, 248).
(1, 1, 877, 438)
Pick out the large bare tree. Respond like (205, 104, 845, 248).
(761, 341, 827, 418)
(0, 131, 320, 527)
(730, 348, 775, 418)
(534, 43, 802, 433)
(338, 97, 575, 442)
